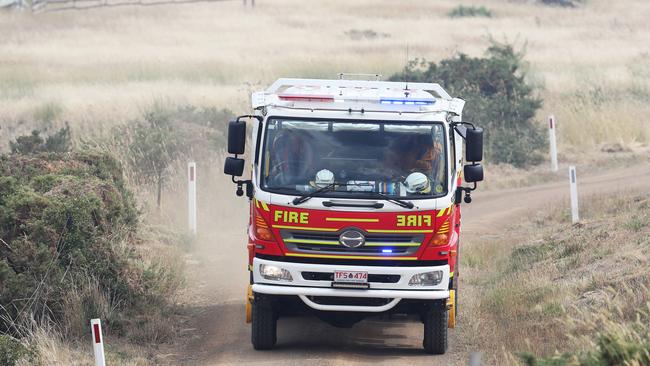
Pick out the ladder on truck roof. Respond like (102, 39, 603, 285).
(264, 78, 453, 100)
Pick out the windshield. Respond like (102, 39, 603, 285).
(260, 118, 447, 198)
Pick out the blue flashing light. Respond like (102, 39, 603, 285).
(382, 249, 393, 253)
(379, 98, 435, 105)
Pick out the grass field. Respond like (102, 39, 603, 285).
(1, 1, 649, 364)
(461, 188, 650, 363)
(1, 0, 649, 153)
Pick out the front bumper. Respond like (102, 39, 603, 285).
(252, 257, 449, 312)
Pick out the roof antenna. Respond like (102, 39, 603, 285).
(406, 42, 409, 66)
(404, 42, 410, 92)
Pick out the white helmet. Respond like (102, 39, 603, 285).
(315, 169, 335, 188)
(405, 172, 431, 194)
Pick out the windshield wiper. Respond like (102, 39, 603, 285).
(365, 191, 414, 209)
(292, 183, 339, 205)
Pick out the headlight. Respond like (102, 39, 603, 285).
(408, 270, 443, 286)
(259, 264, 293, 282)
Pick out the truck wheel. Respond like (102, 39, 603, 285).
(423, 303, 448, 355)
(251, 294, 277, 350)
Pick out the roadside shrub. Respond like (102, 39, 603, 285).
(448, 5, 492, 18)
(9, 125, 72, 154)
(389, 42, 545, 167)
(539, 0, 581, 8)
(108, 103, 233, 208)
(0, 335, 38, 366)
(519, 318, 650, 365)
(0, 151, 179, 342)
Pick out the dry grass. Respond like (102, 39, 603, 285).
(482, 143, 650, 190)
(1, 0, 649, 363)
(461, 189, 650, 364)
(1, 0, 649, 153)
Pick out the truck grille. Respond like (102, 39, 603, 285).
(281, 230, 423, 256)
(308, 296, 393, 307)
(301, 271, 401, 283)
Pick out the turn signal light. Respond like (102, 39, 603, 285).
(429, 233, 449, 246)
(253, 209, 275, 242)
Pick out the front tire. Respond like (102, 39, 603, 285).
(251, 294, 277, 350)
(423, 302, 448, 354)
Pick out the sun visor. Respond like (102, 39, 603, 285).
(332, 123, 380, 132)
(384, 125, 433, 134)
(280, 121, 329, 131)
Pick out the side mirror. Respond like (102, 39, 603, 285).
(224, 157, 245, 177)
(228, 120, 246, 155)
(465, 127, 483, 162)
(464, 164, 484, 183)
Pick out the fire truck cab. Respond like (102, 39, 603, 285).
(224, 78, 484, 355)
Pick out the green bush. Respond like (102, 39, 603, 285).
(389, 42, 546, 167)
(519, 321, 650, 365)
(107, 103, 233, 208)
(9, 125, 72, 154)
(448, 5, 492, 18)
(0, 151, 179, 342)
(0, 335, 38, 366)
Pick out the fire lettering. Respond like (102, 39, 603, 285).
(396, 214, 432, 227)
(273, 210, 309, 224)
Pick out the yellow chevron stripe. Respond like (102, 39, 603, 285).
(254, 199, 260, 208)
(272, 225, 338, 232)
(260, 201, 270, 212)
(437, 205, 453, 217)
(325, 218, 379, 223)
(286, 253, 418, 260)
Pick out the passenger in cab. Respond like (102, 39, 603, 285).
(268, 128, 313, 186)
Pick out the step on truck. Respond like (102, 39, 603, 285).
(223, 78, 484, 354)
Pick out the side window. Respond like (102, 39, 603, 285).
(449, 129, 457, 176)
(431, 125, 447, 193)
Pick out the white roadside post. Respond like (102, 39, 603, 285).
(469, 352, 482, 366)
(549, 115, 559, 172)
(188, 162, 197, 235)
(90, 319, 106, 366)
(569, 165, 579, 224)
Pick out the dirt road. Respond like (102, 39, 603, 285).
(176, 164, 650, 365)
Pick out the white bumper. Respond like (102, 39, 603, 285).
(252, 257, 449, 312)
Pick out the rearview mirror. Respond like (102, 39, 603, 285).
(224, 157, 245, 177)
(464, 164, 484, 183)
(465, 127, 483, 162)
(228, 120, 246, 155)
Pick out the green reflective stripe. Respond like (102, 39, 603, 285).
(284, 239, 340, 245)
(364, 243, 420, 247)
(284, 239, 420, 247)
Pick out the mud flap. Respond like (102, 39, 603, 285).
(246, 285, 253, 324)
(447, 290, 456, 328)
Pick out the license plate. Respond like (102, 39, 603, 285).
(334, 270, 368, 283)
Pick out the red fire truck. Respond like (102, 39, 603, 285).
(224, 78, 484, 354)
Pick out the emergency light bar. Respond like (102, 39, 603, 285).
(380, 98, 435, 105)
(278, 94, 335, 102)
(252, 78, 465, 119)
(266, 78, 453, 100)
